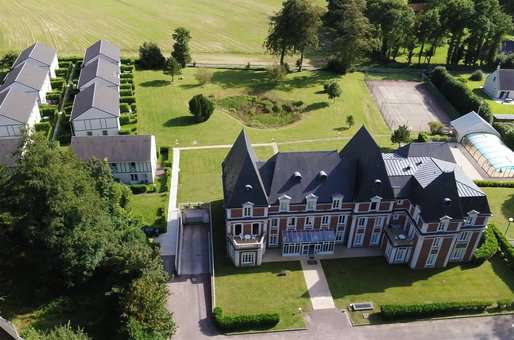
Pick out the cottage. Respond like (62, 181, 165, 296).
(0, 62, 52, 104)
(71, 135, 157, 184)
(0, 137, 21, 167)
(483, 67, 514, 100)
(0, 88, 40, 138)
(70, 83, 120, 136)
(78, 58, 120, 92)
(83, 40, 121, 67)
(222, 128, 490, 269)
(12, 42, 58, 78)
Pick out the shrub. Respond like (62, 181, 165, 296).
(493, 122, 514, 150)
(430, 135, 450, 142)
(120, 103, 131, 113)
(120, 89, 133, 97)
(189, 94, 215, 122)
(491, 224, 514, 268)
(428, 121, 443, 135)
(213, 307, 279, 333)
(120, 83, 133, 91)
(194, 69, 213, 85)
(497, 299, 514, 311)
(417, 132, 429, 142)
(163, 160, 172, 168)
(120, 114, 131, 125)
(130, 185, 147, 194)
(131, 103, 137, 113)
(55, 68, 69, 78)
(120, 96, 136, 104)
(119, 129, 131, 135)
(51, 78, 66, 91)
(40, 105, 58, 119)
(46, 91, 62, 104)
(35, 122, 52, 138)
(121, 73, 134, 79)
(470, 70, 484, 81)
(137, 42, 166, 69)
(429, 67, 492, 123)
(474, 226, 498, 263)
(381, 301, 492, 320)
(268, 64, 287, 82)
(160, 146, 169, 161)
(121, 64, 134, 73)
(474, 180, 514, 188)
(326, 57, 350, 74)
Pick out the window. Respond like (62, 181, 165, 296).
(110, 163, 118, 173)
(375, 216, 385, 227)
(396, 199, 404, 205)
(271, 218, 279, 229)
(130, 174, 138, 181)
(336, 229, 345, 242)
(252, 223, 259, 235)
(394, 248, 407, 262)
(287, 217, 297, 229)
(432, 237, 441, 249)
(305, 195, 317, 211)
(451, 244, 466, 260)
(370, 202, 378, 211)
(102, 130, 108, 135)
(358, 217, 366, 227)
(304, 216, 313, 229)
(437, 219, 449, 232)
(370, 232, 381, 246)
(458, 231, 470, 242)
(321, 215, 330, 227)
(354, 232, 364, 247)
(241, 252, 256, 265)
(234, 224, 242, 236)
(337, 215, 346, 226)
(243, 203, 253, 217)
(425, 251, 437, 267)
(279, 198, 290, 212)
(87, 131, 93, 136)
(466, 214, 476, 226)
(392, 213, 400, 221)
(269, 233, 278, 247)
(332, 196, 342, 209)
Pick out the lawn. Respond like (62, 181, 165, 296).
(0, 0, 322, 59)
(128, 192, 168, 228)
(481, 187, 514, 239)
(322, 256, 514, 325)
(135, 68, 390, 147)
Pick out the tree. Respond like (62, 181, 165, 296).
(23, 323, 90, 340)
(0, 51, 17, 69)
(138, 42, 166, 69)
(292, 0, 323, 71)
(391, 124, 411, 147)
(165, 57, 181, 82)
(268, 64, 288, 82)
(189, 94, 214, 122)
(194, 69, 213, 85)
(346, 114, 355, 129)
(326, 81, 342, 102)
(321, 0, 374, 73)
(171, 27, 192, 68)
(415, 8, 442, 65)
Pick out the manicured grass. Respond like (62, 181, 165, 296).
(135, 69, 390, 147)
(454, 72, 514, 115)
(481, 187, 514, 239)
(0, 0, 323, 58)
(322, 256, 514, 325)
(128, 192, 168, 228)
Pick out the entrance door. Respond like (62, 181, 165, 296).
(308, 244, 315, 255)
(314, 243, 322, 254)
(302, 244, 310, 255)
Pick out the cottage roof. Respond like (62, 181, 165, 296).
(71, 135, 155, 163)
(497, 69, 514, 91)
(78, 57, 119, 89)
(0, 88, 39, 124)
(84, 40, 120, 65)
(12, 42, 56, 68)
(1, 62, 49, 92)
(71, 82, 119, 120)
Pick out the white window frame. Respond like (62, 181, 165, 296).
(251, 223, 260, 236)
(321, 215, 330, 227)
(358, 217, 366, 227)
(270, 218, 279, 229)
(466, 213, 477, 226)
(332, 195, 343, 210)
(425, 252, 437, 267)
(370, 196, 381, 212)
(354, 232, 364, 247)
(370, 231, 381, 246)
(336, 229, 345, 242)
(269, 233, 278, 247)
(304, 216, 313, 229)
(375, 216, 385, 227)
(432, 237, 442, 249)
(305, 194, 317, 211)
(451, 246, 466, 261)
(337, 215, 346, 226)
(287, 217, 297, 230)
(458, 231, 470, 242)
(279, 196, 291, 212)
(233, 223, 243, 237)
(242, 202, 254, 217)
(437, 219, 449, 232)
(394, 247, 407, 262)
(241, 252, 256, 265)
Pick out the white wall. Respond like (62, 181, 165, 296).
(72, 107, 120, 136)
(483, 71, 499, 99)
(111, 161, 155, 184)
(50, 55, 59, 78)
(0, 103, 39, 138)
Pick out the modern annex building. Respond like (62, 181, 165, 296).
(222, 128, 491, 269)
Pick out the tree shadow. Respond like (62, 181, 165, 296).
(303, 101, 330, 113)
(472, 88, 491, 101)
(163, 116, 197, 127)
(179, 83, 203, 90)
(139, 80, 171, 87)
(501, 192, 514, 226)
(333, 126, 349, 132)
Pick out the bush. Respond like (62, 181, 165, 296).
(417, 132, 429, 142)
(268, 64, 287, 82)
(120, 114, 131, 125)
(429, 67, 492, 123)
(51, 78, 66, 91)
(121, 64, 134, 73)
(121, 73, 134, 79)
(428, 121, 443, 135)
(121, 96, 136, 104)
(120, 83, 133, 91)
(474, 180, 514, 188)
(213, 307, 279, 333)
(194, 69, 213, 85)
(160, 146, 169, 161)
(120, 103, 131, 113)
(493, 122, 514, 150)
(35, 122, 52, 138)
(130, 185, 147, 194)
(470, 70, 484, 81)
(189, 94, 215, 122)
(381, 301, 492, 320)
(491, 224, 514, 268)
(120, 89, 133, 97)
(474, 226, 498, 263)
(430, 135, 450, 142)
(137, 42, 166, 70)
(326, 57, 350, 75)
(119, 129, 131, 135)
(55, 68, 69, 78)
(40, 105, 58, 119)
(497, 299, 514, 311)
(131, 103, 137, 113)
(46, 91, 62, 104)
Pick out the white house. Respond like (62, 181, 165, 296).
(83, 40, 121, 67)
(71, 135, 158, 184)
(0, 88, 40, 138)
(12, 42, 59, 79)
(70, 83, 120, 136)
(483, 67, 514, 100)
(78, 58, 120, 92)
(0, 62, 52, 104)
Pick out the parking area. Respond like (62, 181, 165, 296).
(367, 80, 451, 131)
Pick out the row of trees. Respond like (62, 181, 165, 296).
(264, 0, 513, 73)
(0, 135, 174, 339)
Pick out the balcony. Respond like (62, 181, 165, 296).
(385, 223, 415, 247)
(229, 233, 266, 250)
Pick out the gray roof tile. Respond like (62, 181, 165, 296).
(71, 83, 119, 120)
(12, 42, 56, 68)
(498, 69, 514, 91)
(84, 40, 120, 65)
(0, 88, 39, 124)
(71, 135, 154, 162)
(1, 62, 49, 92)
(78, 58, 119, 89)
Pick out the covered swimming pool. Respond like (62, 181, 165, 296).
(462, 133, 514, 177)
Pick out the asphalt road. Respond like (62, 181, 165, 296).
(180, 224, 210, 275)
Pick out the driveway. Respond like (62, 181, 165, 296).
(180, 223, 210, 275)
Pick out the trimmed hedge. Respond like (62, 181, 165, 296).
(120, 114, 131, 125)
(130, 184, 147, 194)
(491, 224, 514, 268)
(46, 91, 62, 104)
(429, 67, 492, 123)
(51, 78, 66, 91)
(35, 122, 52, 139)
(131, 103, 137, 113)
(474, 180, 514, 188)
(120, 84, 133, 91)
(120, 73, 134, 79)
(213, 307, 279, 333)
(497, 299, 514, 311)
(119, 129, 131, 135)
(121, 64, 134, 72)
(120, 96, 136, 104)
(120, 89, 133, 97)
(120, 103, 131, 113)
(474, 225, 498, 263)
(40, 105, 58, 119)
(381, 301, 492, 320)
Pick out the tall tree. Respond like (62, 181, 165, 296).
(165, 57, 182, 82)
(321, 0, 375, 73)
(292, 0, 323, 71)
(171, 27, 192, 68)
(415, 8, 442, 65)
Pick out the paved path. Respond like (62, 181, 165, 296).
(449, 143, 484, 180)
(180, 224, 210, 275)
(300, 259, 335, 310)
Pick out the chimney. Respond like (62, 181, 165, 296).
(245, 184, 253, 191)
(319, 170, 328, 179)
(444, 197, 452, 207)
(293, 171, 302, 181)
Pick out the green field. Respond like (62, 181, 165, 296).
(323, 256, 514, 325)
(0, 0, 322, 60)
(481, 187, 514, 239)
(135, 68, 390, 148)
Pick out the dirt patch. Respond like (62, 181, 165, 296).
(367, 80, 451, 132)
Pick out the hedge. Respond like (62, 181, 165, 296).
(120, 89, 133, 97)
(131, 103, 137, 113)
(120, 84, 133, 91)
(491, 224, 514, 268)
(119, 129, 131, 135)
(120, 114, 131, 125)
(213, 307, 279, 333)
(40, 105, 58, 119)
(121, 64, 134, 72)
(493, 122, 514, 150)
(120, 73, 134, 79)
(497, 299, 514, 311)
(429, 67, 493, 123)
(474, 225, 498, 263)
(120, 103, 131, 113)
(381, 301, 492, 320)
(55, 68, 69, 79)
(35, 122, 52, 139)
(474, 180, 514, 188)
(46, 91, 62, 104)
(130, 185, 147, 194)
(120, 96, 136, 104)
(51, 78, 66, 91)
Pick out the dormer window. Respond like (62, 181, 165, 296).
(279, 195, 291, 212)
(370, 196, 381, 211)
(466, 211, 478, 225)
(305, 194, 317, 211)
(332, 195, 343, 209)
(437, 217, 450, 232)
(243, 202, 254, 217)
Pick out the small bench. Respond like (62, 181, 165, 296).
(349, 302, 374, 311)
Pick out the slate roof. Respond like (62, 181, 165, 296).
(0, 88, 39, 124)
(395, 142, 455, 163)
(84, 40, 120, 65)
(0, 137, 21, 167)
(12, 42, 56, 68)
(1, 62, 49, 92)
(70, 83, 119, 120)
(497, 69, 514, 91)
(78, 58, 119, 89)
(222, 130, 269, 207)
(71, 135, 154, 162)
